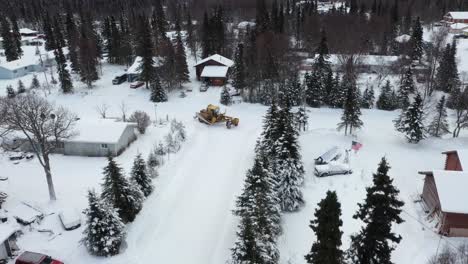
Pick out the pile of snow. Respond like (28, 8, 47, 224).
(0, 221, 20, 242)
(10, 202, 43, 225)
(59, 208, 81, 231)
(70, 119, 136, 144)
(395, 34, 411, 43)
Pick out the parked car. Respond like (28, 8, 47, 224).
(112, 74, 127, 85)
(454, 34, 468, 39)
(9, 153, 25, 161)
(15, 251, 64, 264)
(314, 146, 341, 165)
(130, 81, 145, 89)
(314, 162, 352, 177)
(199, 83, 208, 92)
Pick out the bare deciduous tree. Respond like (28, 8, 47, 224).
(95, 103, 110, 119)
(0, 94, 77, 200)
(119, 101, 129, 122)
(129, 111, 150, 134)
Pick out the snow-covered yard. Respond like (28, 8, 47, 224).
(1, 37, 468, 263)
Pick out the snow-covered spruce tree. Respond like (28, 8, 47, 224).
(347, 157, 404, 264)
(397, 67, 415, 109)
(410, 16, 423, 61)
(305, 190, 343, 264)
(55, 47, 73, 94)
(323, 69, 335, 106)
(232, 43, 246, 90)
(395, 92, 425, 143)
(305, 70, 324, 107)
(257, 101, 281, 155)
(337, 77, 363, 136)
(274, 105, 305, 212)
(283, 73, 303, 107)
(427, 96, 450, 138)
(150, 75, 168, 102)
(232, 155, 281, 264)
(220, 86, 232, 106)
(171, 119, 187, 143)
(10, 15, 23, 58)
(1, 17, 19, 62)
(136, 16, 154, 89)
(361, 87, 375, 109)
(435, 41, 460, 93)
(30, 75, 40, 89)
(101, 156, 144, 223)
(174, 31, 190, 86)
(130, 153, 154, 197)
(6, 85, 15, 98)
(377, 80, 397, 111)
(82, 190, 125, 257)
(17, 80, 26, 94)
(147, 151, 160, 168)
(329, 74, 344, 108)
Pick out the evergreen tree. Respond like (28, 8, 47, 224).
(305, 191, 343, 264)
(232, 43, 246, 90)
(1, 17, 18, 62)
(17, 80, 26, 94)
(231, 215, 264, 264)
(338, 75, 363, 135)
(137, 17, 154, 89)
(43, 13, 57, 51)
(377, 81, 397, 111)
(201, 12, 212, 58)
(101, 156, 144, 223)
(160, 37, 177, 88)
(154, 0, 168, 40)
(427, 96, 450, 137)
(78, 23, 99, 88)
(130, 154, 154, 197)
(397, 67, 415, 109)
(65, 11, 80, 72)
(329, 74, 344, 108)
(395, 92, 425, 143)
(361, 87, 375, 109)
(53, 15, 66, 49)
(82, 190, 125, 257)
(410, 17, 423, 61)
(305, 71, 323, 107)
(316, 29, 330, 56)
(257, 101, 281, 155)
(55, 47, 73, 93)
(347, 157, 404, 264)
(274, 105, 305, 212)
(435, 42, 460, 93)
(150, 75, 168, 102)
(30, 75, 40, 89)
(10, 15, 22, 58)
(6, 85, 15, 98)
(220, 86, 232, 106)
(256, 0, 271, 33)
(323, 70, 335, 106)
(174, 31, 189, 86)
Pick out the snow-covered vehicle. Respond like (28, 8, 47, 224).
(15, 251, 63, 264)
(112, 73, 127, 85)
(130, 81, 144, 89)
(59, 208, 81, 231)
(199, 83, 208, 92)
(314, 146, 342, 165)
(314, 162, 352, 177)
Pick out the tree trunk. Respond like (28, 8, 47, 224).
(43, 153, 57, 200)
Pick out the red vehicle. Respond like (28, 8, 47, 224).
(130, 81, 144, 89)
(15, 251, 64, 264)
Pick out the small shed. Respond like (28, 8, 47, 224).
(420, 170, 468, 237)
(194, 54, 234, 85)
(0, 222, 19, 260)
(63, 120, 137, 157)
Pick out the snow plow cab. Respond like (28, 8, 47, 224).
(195, 104, 239, 129)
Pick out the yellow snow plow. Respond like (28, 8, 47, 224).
(195, 104, 239, 129)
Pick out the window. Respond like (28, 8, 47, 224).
(101, 144, 108, 149)
(24, 66, 28, 70)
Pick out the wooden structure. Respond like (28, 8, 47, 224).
(194, 54, 234, 86)
(444, 12, 468, 24)
(419, 150, 468, 237)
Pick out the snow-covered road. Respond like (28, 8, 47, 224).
(125, 118, 260, 263)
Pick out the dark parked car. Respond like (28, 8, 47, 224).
(112, 74, 127, 85)
(454, 34, 468, 39)
(15, 251, 64, 264)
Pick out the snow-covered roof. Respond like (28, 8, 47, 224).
(455, 149, 468, 171)
(19, 28, 38, 35)
(238, 21, 256, 30)
(200, 66, 229, 78)
(304, 54, 399, 67)
(450, 23, 468, 30)
(195, 54, 234, 68)
(0, 60, 38, 71)
(0, 45, 58, 71)
(395, 34, 411, 43)
(447, 12, 468, 20)
(0, 221, 20, 242)
(432, 170, 468, 214)
(127, 56, 163, 74)
(70, 119, 136, 144)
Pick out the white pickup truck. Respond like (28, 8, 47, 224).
(314, 161, 352, 177)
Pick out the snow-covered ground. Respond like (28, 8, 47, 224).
(0, 35, 468, 264)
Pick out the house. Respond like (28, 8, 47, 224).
(19, 28, 38, 37)
(419, 149, 468, 237)
(15, 119, 138, 157)
(0, 60, 42, 79)
(194, 54, 234, 86)
(0, 45, 57, 79)
(126, 56, 163, 82)
(0, 222, 19, 260)
(444, 12, 468, 24)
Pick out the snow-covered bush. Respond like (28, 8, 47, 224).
(130, 154, 154, 197)
(171, 119, 186, 143)
(129, 111, 151, 134)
